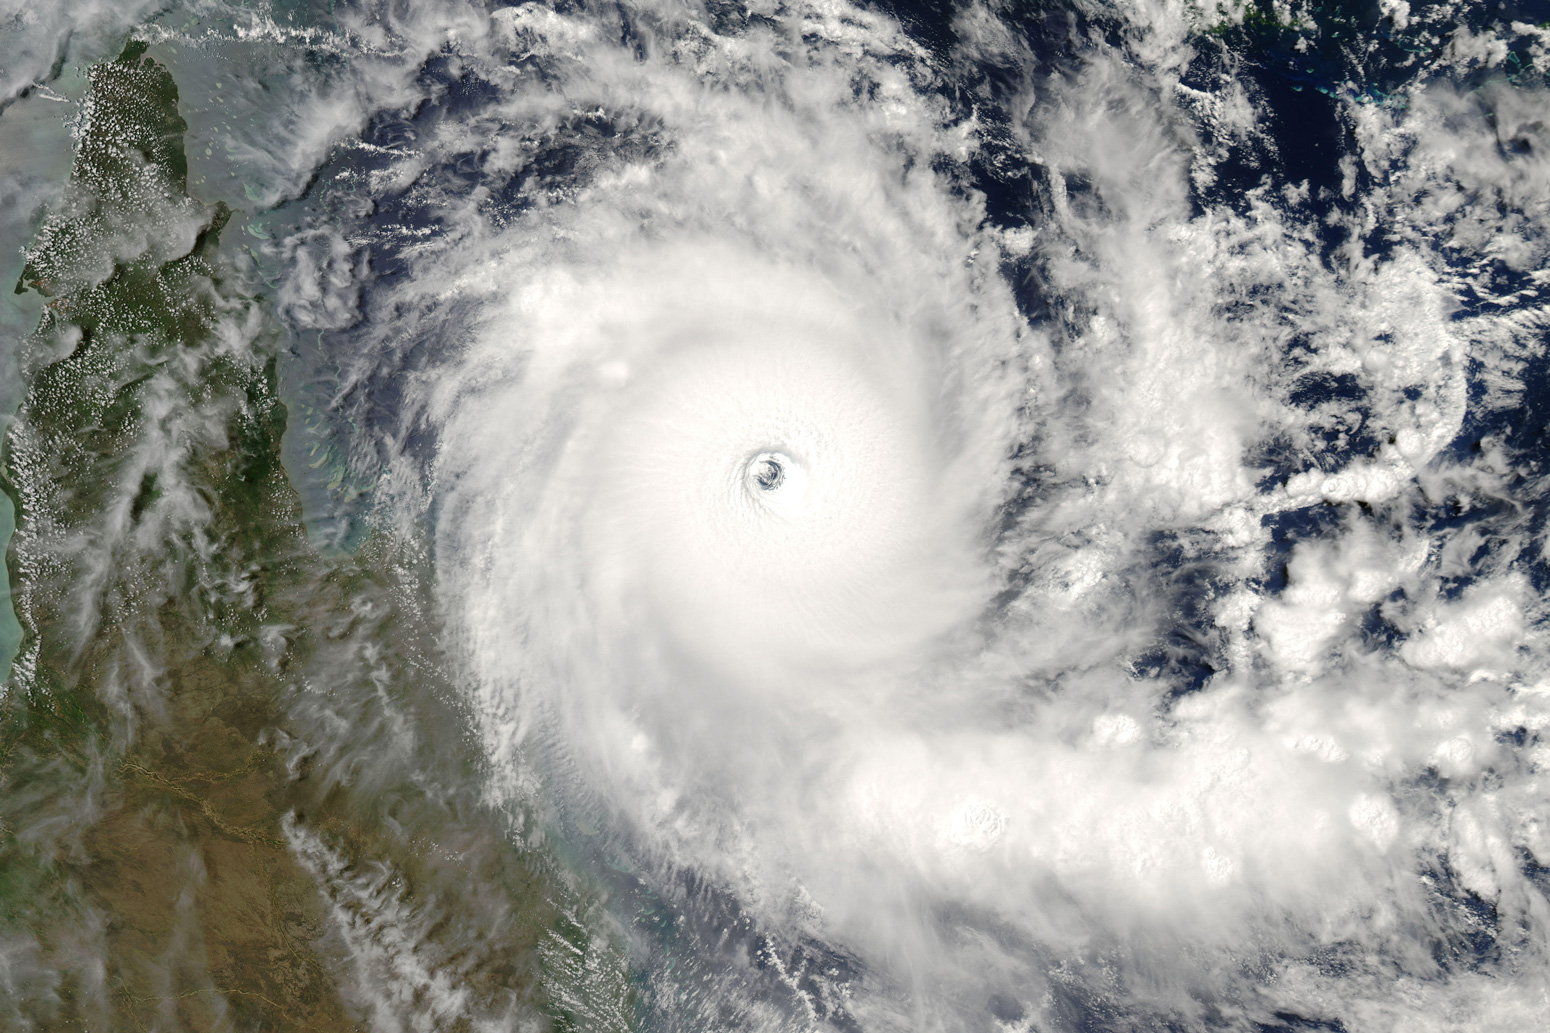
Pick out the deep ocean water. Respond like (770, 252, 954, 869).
(2, 1, 1550, 1031)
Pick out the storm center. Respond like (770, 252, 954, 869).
(751, 454, 786, 492)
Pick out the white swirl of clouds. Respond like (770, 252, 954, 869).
(245, 0, 1550, 1028)
(426, 6, 1025, 832)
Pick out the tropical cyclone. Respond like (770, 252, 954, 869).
(6, 0, 1549, 1030)
(435, 237, 1019, 801)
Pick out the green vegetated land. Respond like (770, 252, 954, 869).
(0, 42, 627, 1033)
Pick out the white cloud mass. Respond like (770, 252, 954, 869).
(320, 1, 1550, 1029)
(6, 0, 1550, 1029)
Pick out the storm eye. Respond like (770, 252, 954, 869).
(746, 451, 794, 496)
(752, 456, 784, 491)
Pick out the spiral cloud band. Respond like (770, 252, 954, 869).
(436, 218, 1020, 831)
(2, 0, 1548, 1027)
(235, 0, 1550, 1028)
